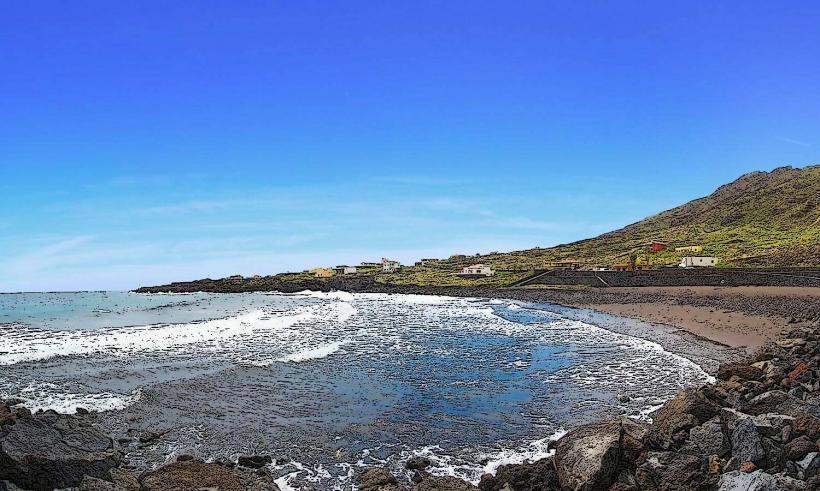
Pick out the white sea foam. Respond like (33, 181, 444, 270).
(274, 340, 350, 364)
(5, 381, 143, 413)
(0, 301, 361, 366)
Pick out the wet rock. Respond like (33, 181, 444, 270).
(730, 417, 765, 465)
(412, 474, 477, 491)
(0, 410, 119, 490)
(141, 460, 279, 491)
(358, 467, 401, 491)
(237, 454, 273, 469)
(648, 388, 722, 449)
(405, 457, 432, 471)
(717, 470, 806, 490)
(719, 363, 764, 381)
(635, 451, 707, 490)
(785, 436, 817, 461)
(553, 418, 647, 491)
(478, 457, 559, 491)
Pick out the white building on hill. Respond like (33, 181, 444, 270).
(381, 258, 401, 273)
(679, 256, 718, 268)
(457, 264, 495, 276)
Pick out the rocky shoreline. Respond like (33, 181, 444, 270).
(4, 283, 820, 490)
(3, 323, 820, 490)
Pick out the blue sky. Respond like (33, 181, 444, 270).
(2, 1, 819, 291)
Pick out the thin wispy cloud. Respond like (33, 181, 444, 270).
(777, 136, 812, 147)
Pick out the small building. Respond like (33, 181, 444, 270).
(675, 245, 704, 253)
(642, 241, 668, 253)
(381, 257, 401, 273)
(456, 264, 495, 277)
(333, 265, 358, 275)
(547, 260, 583, 270)
(311, 268, 334, 278)
(415, 258, 439, 266)
(679, 256, 717, 268)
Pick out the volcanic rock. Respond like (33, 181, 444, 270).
(0, 410, 119, 490)
(553, 417, 648, 490)
(358, 468, 401, 491)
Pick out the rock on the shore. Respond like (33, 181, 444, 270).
(412, 473, 477, 491)
(141, 459, 280, 491)
(358, 468, 401, 491)
(648, 387, 722, 449)
(717, 469, 806, 490)
(729, 417, 766, 465)
(553, 417, 648, 490)
(79, 469, 140, 491)
(478, 457, 559, 491)
(0, 407, 120, 490)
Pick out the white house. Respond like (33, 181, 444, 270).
(334, 265, 358, 275)
(381, 257, 401, 273)
(457, 264, 495, 276)
(679, 256, 718, 268)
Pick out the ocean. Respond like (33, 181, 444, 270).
(0, 291, 718, 489)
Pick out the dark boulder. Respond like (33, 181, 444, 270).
(141, 459, 280, 491)
(785, 436, 817, 461)
(681, 416, 730, 457)
(649, 388, 722, 449)
(237, 454, 273, 469)
(405, 457, 432, 471)
(358, 467, 401, 491)
(635, 451, 708, 490)
(412, 474, 476, 491)
(718, 363, 764, 382)
(478, 457, 559, 491)
(729, 417, 765, 465)
(793, 415, 820, 440)
(0, 410, 119, 490)
(78, 469, 140, 491)
(553, 417, 648, 491)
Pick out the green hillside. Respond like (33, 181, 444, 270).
(382, 165, 820, 285)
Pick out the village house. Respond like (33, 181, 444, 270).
(333, 265, 358, 275)
(381, 258, 401, 273)
(311, 267, 334, 278)
(675, 245, 704, 253)
(456, 264, 495, 277)
(641, 241, 668, 253)
(679, 256, 718, 268)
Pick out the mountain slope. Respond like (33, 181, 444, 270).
(422, 165, 820, 275)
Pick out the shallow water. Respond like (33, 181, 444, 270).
(1, 291, 718, 488)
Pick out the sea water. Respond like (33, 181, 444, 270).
(0, 291, 714, 489)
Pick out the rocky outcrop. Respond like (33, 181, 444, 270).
(478, 457, 559, 491)
(553, 417, 648, 490)
(358, 467, 402, 491)
(140, 459, 279, 491)
(0, 406, 120, 490)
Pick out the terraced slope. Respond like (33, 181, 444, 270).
(452, 165, 820, 271)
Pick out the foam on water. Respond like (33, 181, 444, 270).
(0, 380, 142, 413)
(1, 290, 725, 489)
